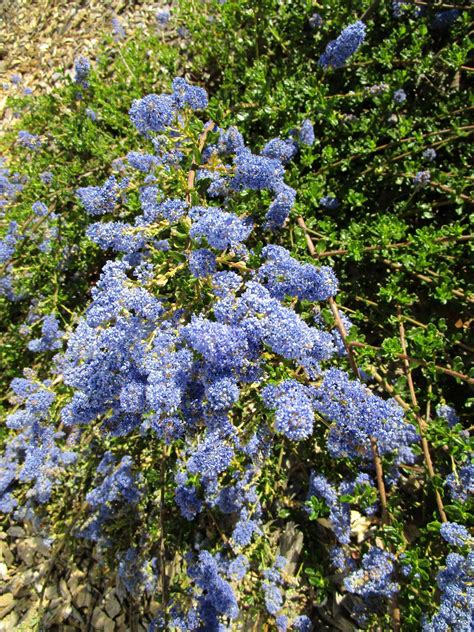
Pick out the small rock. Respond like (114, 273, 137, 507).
(16, 538, 36, 566)
(49, 597, 63, 611)
(351, 510, 373, 544)
(44, 585, 58, 601)
(0, 609, 18, 631)
(278, 521, 304, 576)
(92, 606, 115, 630)
(59, 578, 71, 600)
(0, 594, 14, 609)
(104, 617, 116, 632)
(75, 586, 92, 610)
(69, 605, 86, 627)
(68, 569, 85, 597)
(58, 602, 73, 622)
(104, 590, 121, 619)
(0, 593, 15, 620)
(32, 536, 52, 557)
(7, 526, 25, 539)
(0, 543, 14, 566)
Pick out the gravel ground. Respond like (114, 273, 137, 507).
(0, 0, 169, 126)
(0, 523, 162, 630)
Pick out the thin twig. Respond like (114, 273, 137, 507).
(397, 307, 447, 522)
(314, 125, 473, 176)
(315, 233, 474, 259)
(428, 180, 474, 205)
(383, 259, 473, 303)
(328, 296, 361, 380)
(159, 445, 169, 624)
(297, 216, 317, 257)
(348, 340, 473, 384)
(299, 218, 393, 523)
(186, 120, 215, 204)
(328, 294, 400, 631)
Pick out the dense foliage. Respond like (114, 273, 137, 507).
(1, 2, 472, 630)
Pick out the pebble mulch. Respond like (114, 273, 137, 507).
(0, 524, 162, 631)
(0, 0, 170, 126)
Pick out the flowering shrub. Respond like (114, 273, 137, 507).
(1, 70, 472, 629)
(0, 2, 472, 629)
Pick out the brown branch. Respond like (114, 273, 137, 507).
(428, 180, 474, 205)
(297, 216, 317, 257)
(330, 296, 390, 521)
(298, 218, 391, 519)
(314, 125, 474, 176)
(383, 259, 473, 303)
(315, 233, 474, 259)
(348, 340, 473, 384)
(328, 296, 361, 380)
(186, 120, 216, 205)
(329, 293, 399, 631)
(159, 445, 169, 624)
(397, 307, 447, 522)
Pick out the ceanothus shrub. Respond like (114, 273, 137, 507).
(0, 78, 424, 629)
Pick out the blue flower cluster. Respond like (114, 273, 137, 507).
(307, 472, 377, 544)
(393, 88, 407, 103)
(344, 547, 398, 600)
(17, 130, 42, 151)
(118, 548, 157, 596)
(309, 13, 322, 29)
(423, 148, 437, 162)
(74, 56, 91, 89)
(262, 556, 287, 617)
(423, 551, 474, 631)
(111, 15, 126, 41)
(314, 368, 418, 459)
(0, 160, 26, 211)
(257, 245, 338, 302)
(185, 551, 239, 624)
(414, 170, 431, 186)
(262, 381, 315, 441)
(79, 452, 141, 542)
(129, 77, 207, 137)
(445, 459, 473, 502)
(299, 119, 315, 146)
(156, 9, 171, 27)
(1, 374, 76, 509)
(319, 21, 367, 69)
(261, 137, 298, 164)
(189, 205, 253, 250)
(436, 404, 459, 427)
(77, 175, 126, 215)
(440, 522, 473, 548)
(27, 315, 63, 353)
(0, 221, 21, 263)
